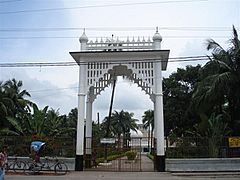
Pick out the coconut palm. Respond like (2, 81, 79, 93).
(3, 79, 31, 115)
(0, 82, 13, 123)
(66, 108, 78, 138)
(2, 103, 48, 136)
(142, 110, 154, 152)
(45, 108, 75, 138)
(193, 26, 240, 135)
(102, 110, 138, 147)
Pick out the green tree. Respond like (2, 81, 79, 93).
(188, 112, 231, 157)
(45, 108, 74, 138)
(3, 79, 31, 116)
(0, 79, 31, 134)
(142, 110, 154, 152)
(28, 103, 48, 136)
(102, 110, 138, 147)
(1, 103, 48, 136)
(193, 26, 240, 135)
(163, 65, 201, 136)
(0, 81, 14, 129)
(66, 108, 78, 138)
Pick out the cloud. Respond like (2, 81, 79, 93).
(0, 68, 78, 114)
(93, 78, 153, 122)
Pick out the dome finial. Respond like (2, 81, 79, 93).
(79, 29, 88, 43)
(153, 27, 162, 42)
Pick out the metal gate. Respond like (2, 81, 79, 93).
(84, 137, 154, 172)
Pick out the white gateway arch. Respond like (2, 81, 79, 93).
(70, 29, 170, 172)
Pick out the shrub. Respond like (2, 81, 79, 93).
(125, 151, 137, 160)
(147, 153, 154, 161)
(96, 153, 125, 163)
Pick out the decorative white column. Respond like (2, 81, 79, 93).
(75, 31, 88, 171)
(153, 28, 165, 172)
(85, 90, 93, 168)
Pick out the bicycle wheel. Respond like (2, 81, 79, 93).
(54, 162, 68, 175)
(13, 160, 26, 173)
(24, 161, 39, 175)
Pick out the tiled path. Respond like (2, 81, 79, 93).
(87, 154, 154, 172)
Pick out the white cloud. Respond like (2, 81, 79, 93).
(93, 78, 153, 122)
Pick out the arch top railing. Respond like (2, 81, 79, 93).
(86, 36, 154, 52)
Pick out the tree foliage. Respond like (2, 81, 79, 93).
(163, 65, 201, 136)
(193, 26, 240, 135)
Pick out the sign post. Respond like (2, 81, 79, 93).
(228, 137, 240, 148)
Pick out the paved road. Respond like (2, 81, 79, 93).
(5, 171, 240, 180)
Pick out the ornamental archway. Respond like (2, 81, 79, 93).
(70, 29, 170, 172)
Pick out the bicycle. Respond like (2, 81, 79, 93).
(5, 156, 26, 173)
(24, 156, 68, 175)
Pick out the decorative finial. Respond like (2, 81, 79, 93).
(79, 29, 88, 43)
(153, 27, 162, 41)
(137, 36, 140, 42)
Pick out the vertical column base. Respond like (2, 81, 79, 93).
(155, 155, 165, 172)
(75, 155, 84, 171)
(85, 154, 92, 168)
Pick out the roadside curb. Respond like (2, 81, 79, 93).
(172, 171, 240, 177)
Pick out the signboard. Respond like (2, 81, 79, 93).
(228, 137, 240, 148)
(100, 138, 116, 144)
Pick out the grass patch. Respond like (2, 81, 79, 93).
(96, 153, 125, 163)
(147, 153, 154, 161)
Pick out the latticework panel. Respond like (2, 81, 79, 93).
(87, 61, 155, 102)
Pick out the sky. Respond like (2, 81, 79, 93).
(0, 0, 239, 122)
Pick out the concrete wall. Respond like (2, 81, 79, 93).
(166, 158, 240, 172)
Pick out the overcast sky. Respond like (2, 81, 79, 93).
(0, 0, 239, 122)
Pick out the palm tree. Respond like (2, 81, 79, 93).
(2, 103, 49, 136)
(28, 103, 49, 137)
(142, 110, 154, 152)
(0, 82, 14, 127)
(45, 108, 74, 138)
(102, 110, 138, 147)
(3, 79, 31, 114)
(66, 108, 78, 138)
(193, 26, 240, 135)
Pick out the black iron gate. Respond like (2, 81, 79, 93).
(84, 137, 154, 172)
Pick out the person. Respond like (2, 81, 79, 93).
(0, 145, 8, 180)
(30, 141, 45, 163)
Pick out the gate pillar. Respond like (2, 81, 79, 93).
(153, 29, 165, 172)
(75, 32, 88, 171)
(85, 89, 93, 168)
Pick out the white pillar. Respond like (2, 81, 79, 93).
(153, 28, 165, 171)
(85, 96, 93, 168)
(154, 62, 164, 156)
(75, 61, 86, 171)
(85, 97, 93, 154)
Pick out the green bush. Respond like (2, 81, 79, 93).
(125, 150, 137, 160)
(96, 153, 125, 163)
(147, 153, 154, 161)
